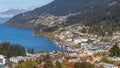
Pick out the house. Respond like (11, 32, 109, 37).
(98, 62, 118, 68)
(81, 39, 88, 42)
(68, 59, 78, 62)
(0, 55, 6, 67)
(10, 56, 26, 64)
(110, 57, 120, 61)
(68, 53, 78, 57)
(74, 39, 81, 44)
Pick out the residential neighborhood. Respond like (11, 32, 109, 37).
(0, 27, 119, 68)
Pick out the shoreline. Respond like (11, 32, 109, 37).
(33, 33, 66, 51)
(0, 25, 63, 52)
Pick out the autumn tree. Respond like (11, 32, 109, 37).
(55, 61, 63, 68)
(74, 62, 94, 68)
(16, 59, 36, 68)
(43, 54, 55, 68)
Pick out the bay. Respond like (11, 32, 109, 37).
(0, 22, 61, 52)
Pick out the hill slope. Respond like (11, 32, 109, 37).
(64, 2, 120, 36)
(4, 0, 116, 28)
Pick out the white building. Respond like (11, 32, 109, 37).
(68, 53, 78, 57)
(110, 57, 120, 61)
(0, 55, 6, 65)
(68, 59, 78, 62)
(66, 38, 73, 42)
(98, 62, 118, 68)
(10, 56, 26, 64)
(81, 39, 88, 42)
(74, 39, 81, 44)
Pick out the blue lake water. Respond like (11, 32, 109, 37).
(0, 22, 61, 52)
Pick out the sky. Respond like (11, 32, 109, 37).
(0, 0, 54, 11)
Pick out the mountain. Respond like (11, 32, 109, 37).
(0, 17, 11, 23)
(64, 2, 120, 36)
(4, 0, 120, 36)
(0, 8, 26, 17)
(5, 0, 117, 28)
(65, 1, 120, 26)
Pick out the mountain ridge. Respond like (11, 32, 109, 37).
(5, 0, 117, 27)
(3, 0, 120, 36)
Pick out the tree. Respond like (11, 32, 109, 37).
(55, 61, 63, 68)
(102, 52, 109, 62)
(43, 54, 51, 61)
(36, 58, 42, 64)
(64, 56, 72, 60)
(74, 62, 94, 68)
(16, 59, 36, 68)
(109, 43, 120, 57)
(0, 42, 26, 56)
(17, 63, 25, 68)
(87, 39, 94, 44)
(25, 59, 36, 68)
(28, 48, 35, 54)
(81, 28, 87, 33)
(43, 54, 55, 68)
(43, 60, 54, 68)
(73, 44, 80, 48)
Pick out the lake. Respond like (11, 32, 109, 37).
(0, 22, 62, 52)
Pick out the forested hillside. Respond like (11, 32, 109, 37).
(65, 2, 120, 36)
(4, 0, 120, 36)
(4, 0, 117, 28)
